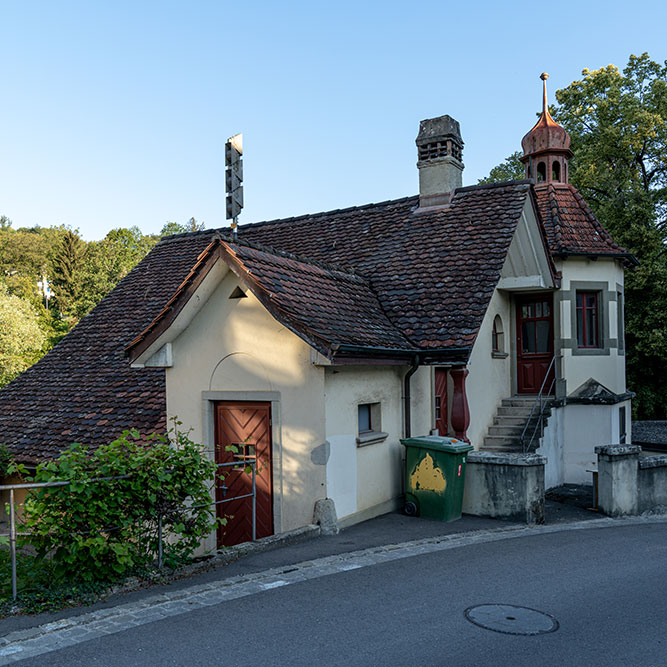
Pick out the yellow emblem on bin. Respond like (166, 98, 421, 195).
(410, 453, 446, 492)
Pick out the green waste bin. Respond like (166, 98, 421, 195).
(400, 436, 473, 522)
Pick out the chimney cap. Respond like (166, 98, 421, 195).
(416, 115, 463, 146)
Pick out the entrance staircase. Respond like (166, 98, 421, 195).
(481, 395, 553, 453)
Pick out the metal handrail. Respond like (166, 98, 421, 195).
(1, 460, 256, 600)
(520, 355, 558, 453)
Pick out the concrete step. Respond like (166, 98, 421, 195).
(480, 441, 523, 453)
(501, 396, 539, 408)
(487, 424, 526, 437)
(497, 406, 535, 417)
(493, 414, 541, 427)
(483, 435, 522, 447)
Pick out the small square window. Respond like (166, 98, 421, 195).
(356, 403, 387, 447)
(358, 404, 372, 433)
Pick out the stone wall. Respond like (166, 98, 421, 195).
(462, 451, 546, 524)
(595, 445, 667, 516)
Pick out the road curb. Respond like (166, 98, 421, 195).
(108, 523, 322, 596)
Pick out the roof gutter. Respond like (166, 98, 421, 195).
(330, 343, 470, 363)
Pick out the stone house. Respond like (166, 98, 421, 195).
(0, 78, 635, 543)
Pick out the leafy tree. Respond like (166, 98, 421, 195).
(478, 151, 525, 184)
(76, 227, 159, 316)
(0, 287, 47, 386)
(0, 229, 51, 286)
(481, 53, 667, 418)
(160, 217, 205, 237)
(51, 230, 85, 316)
(0, 216, 11, 231)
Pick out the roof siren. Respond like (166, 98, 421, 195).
(225, 133, 244, 240)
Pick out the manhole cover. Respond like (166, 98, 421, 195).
(464, 604, 559, 636)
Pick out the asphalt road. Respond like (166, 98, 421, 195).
(13, 523, 667, 666)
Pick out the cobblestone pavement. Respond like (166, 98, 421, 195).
(1, 515, 665, 664)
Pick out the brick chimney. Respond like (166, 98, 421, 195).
(416, 115, 464, 208)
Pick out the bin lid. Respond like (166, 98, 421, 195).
(400, 435, 473, 454)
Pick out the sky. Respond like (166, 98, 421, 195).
(2, 0, 667, 241)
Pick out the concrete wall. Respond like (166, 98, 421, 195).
(466, 289, 513, 449)
(537, 407, 564, 489)
(596, 445, 667, 516)
(561, 404, 612, 485)
(538, 402, 631, 488)
(166, 269, 327, 539)
(462, 451, 546, 524)
(556, 258, 626, 395)
(638, 456, 667, 514)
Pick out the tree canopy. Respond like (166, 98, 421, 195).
(0, 220, 199, 388)
(160, 217, 206, 237)
(0, 287, 47, 385)
(477, 151, 524, 185)
(481, 53, 667, 418)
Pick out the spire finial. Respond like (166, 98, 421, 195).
(540, 72, 549, 113)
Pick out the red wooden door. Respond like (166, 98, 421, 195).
(434, 369, 448, 436)
(214, 401, 273, 547)
(516, 295, 554, 394)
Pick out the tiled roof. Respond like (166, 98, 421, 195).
(0, 179, 600, 463)
(222, 241, 416, 353)
(127, 239, 417, 361)
(535, 183, 636, 262)
(239, 183, 533, 348)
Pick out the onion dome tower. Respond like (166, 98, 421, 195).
(520, 73, 573, 186)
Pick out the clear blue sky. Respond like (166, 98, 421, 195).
(2, 0, 666, 240)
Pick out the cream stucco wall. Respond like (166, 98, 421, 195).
(466, 289, 513, 449)
(165, 269, 327, 537)
(410, 366, 433, 437)
(323, 365, 432, 523)
(556, 258, 626, 394)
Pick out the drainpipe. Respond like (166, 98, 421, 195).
(402, 357, 420, 497)
(403, 357, 420, 438)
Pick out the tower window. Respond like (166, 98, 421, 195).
(537, 162, 546, 182)
(576, 291, 600, 348)
(552, 161, 561, 182)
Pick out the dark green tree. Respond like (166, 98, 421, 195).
(52, 230, 85, 316)
(477, 151, 525, 184)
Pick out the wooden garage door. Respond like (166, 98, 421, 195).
(214, 401, 273, 547)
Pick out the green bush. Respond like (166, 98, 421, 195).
(11, 428, 220, 584)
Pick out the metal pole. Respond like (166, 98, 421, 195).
(10, 489, 17, 600)
(157, 513, 163, 570)
(252, 462, 256, 542)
